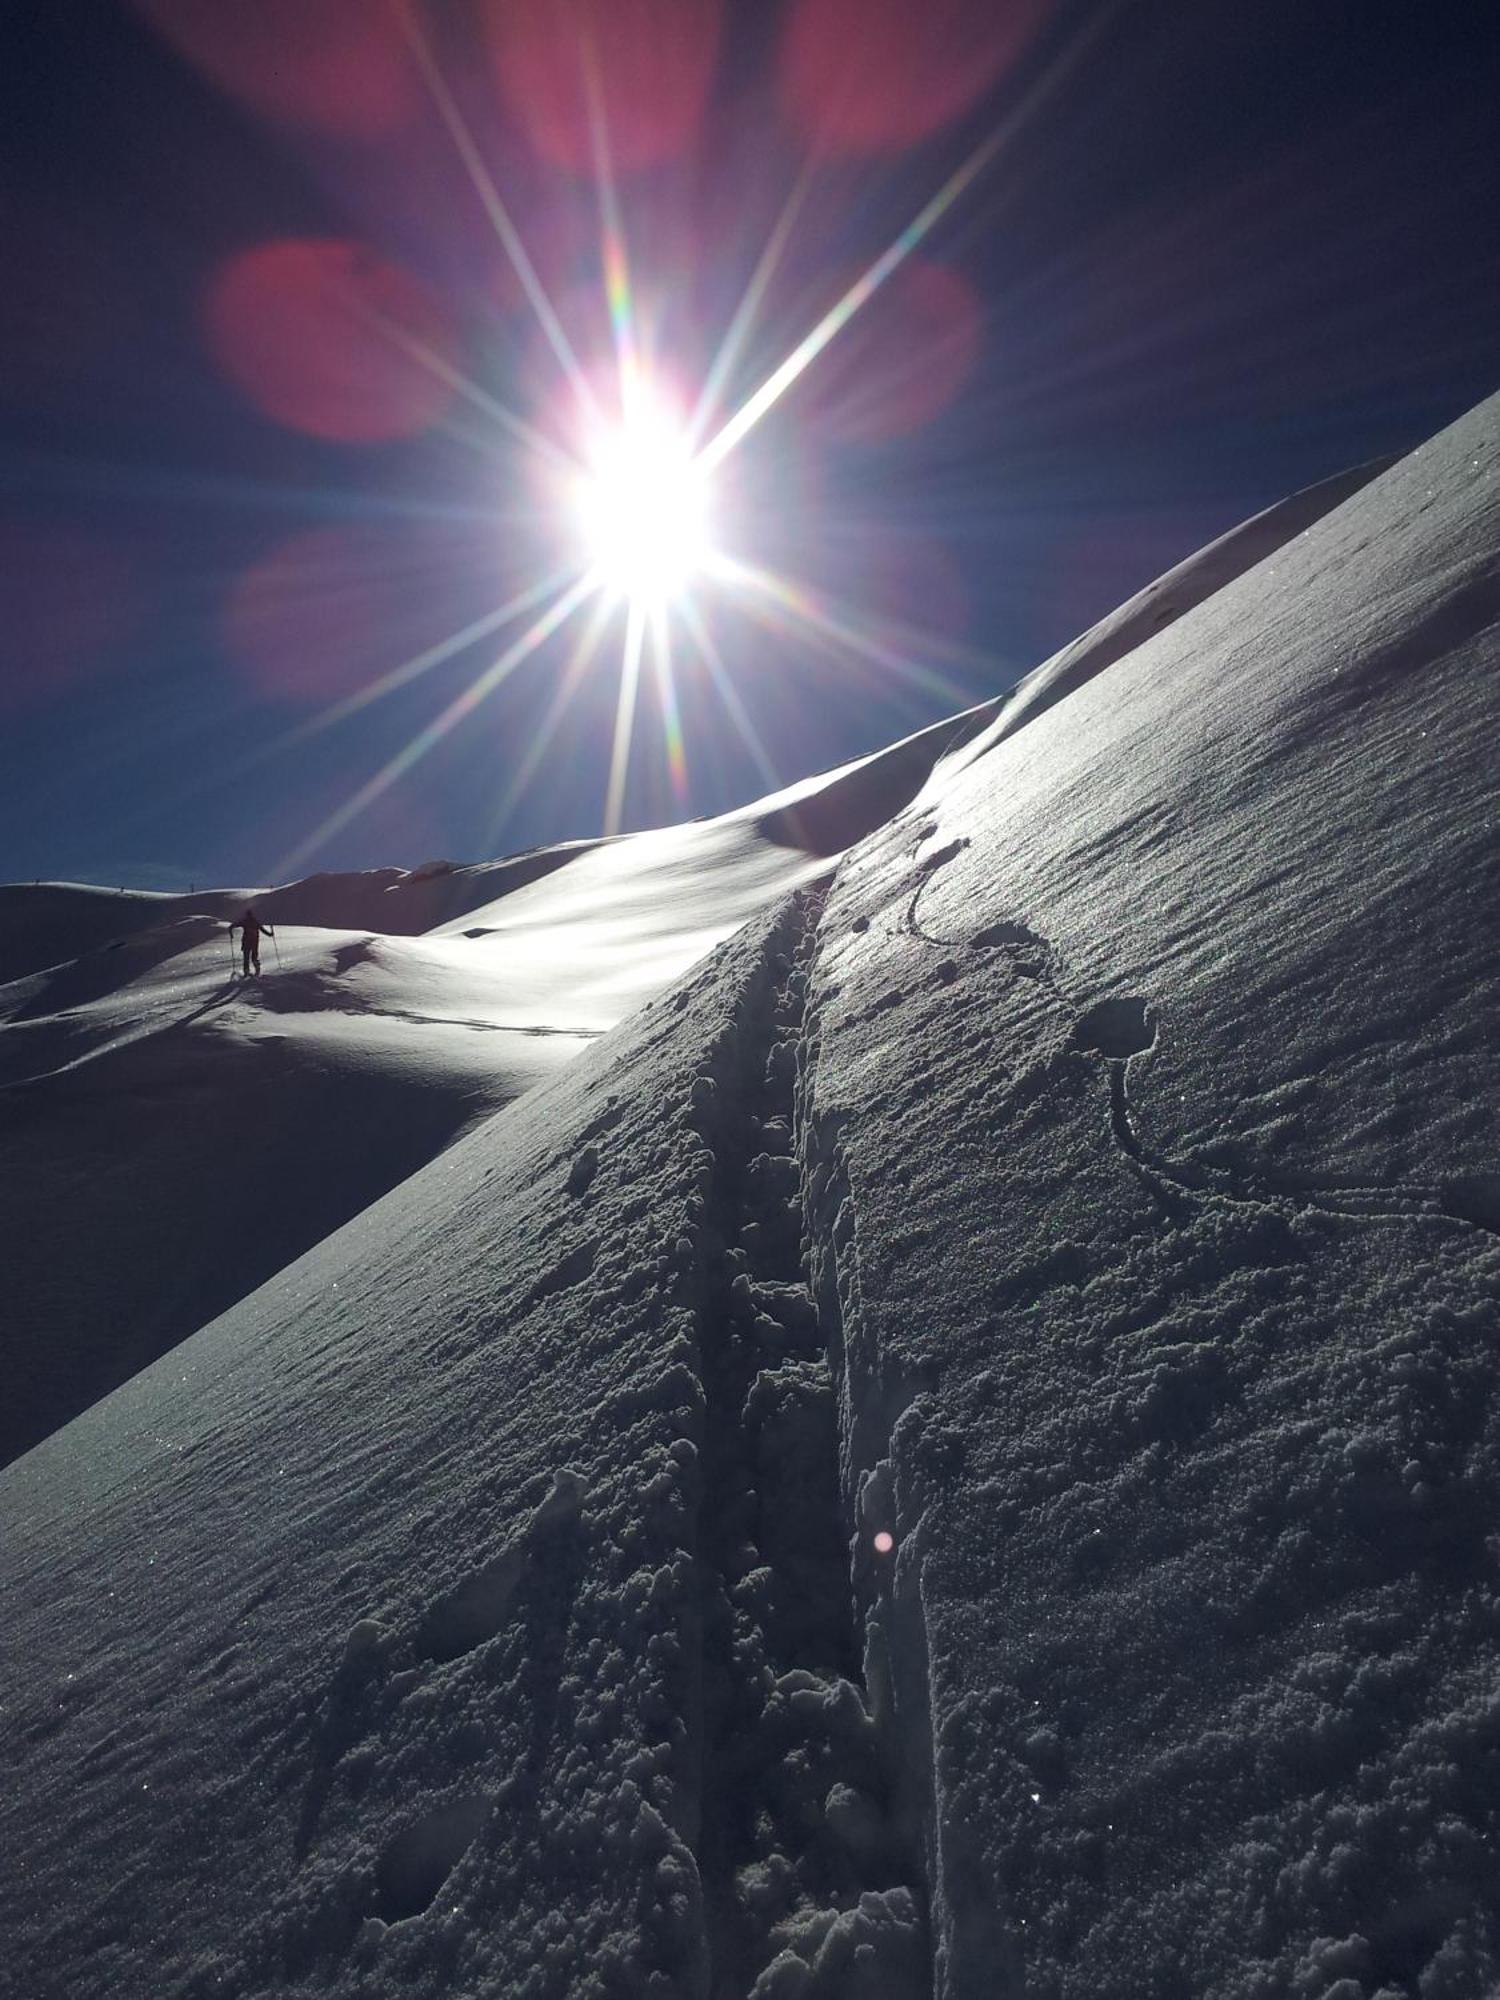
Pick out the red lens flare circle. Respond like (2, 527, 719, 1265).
(133, 0, 420, 139)
(799, 259, 984, 444)
(203, 240, 460, 444)
(482, 0, 723, 174)
(779, 0, 1050, 156)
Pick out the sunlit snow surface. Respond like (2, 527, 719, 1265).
(0, 803, 830, 1464)
(2, 396, 1497, 1997)
(0, 454, 1386, 1471)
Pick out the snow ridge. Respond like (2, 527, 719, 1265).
(801, 898, 1018, 2000)
(679, 889, 928, 1998)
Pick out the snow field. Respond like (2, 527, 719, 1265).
(1, 391, 1497, 1998)
(0, 920, 591, 1466)
(800, 391, 1500, 1995)
(0, 890, 938, 1998)
(0, 937, 716, 1994)
(920, 453, 1396, 810)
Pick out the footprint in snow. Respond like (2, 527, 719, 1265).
(418, 1470, 588, 1666)
(1073, 995, 1156, 1060)
(374, 1794, 491, 1923)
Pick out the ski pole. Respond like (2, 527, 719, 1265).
(227, 925, 237, 974)
(272, 929, 282, 971)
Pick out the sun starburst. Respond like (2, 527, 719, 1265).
(260, 0, 1081, 875)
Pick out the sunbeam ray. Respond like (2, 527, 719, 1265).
(697, 7, 1121, 474)
(109, 565, 581, 849)
(731, 546, 1013, 681)
(648, 603, 689, 807)
(687, 159, 817, 452)
(579, 34, 643, 422)
(351, 284, 577, 470)
(603, 601, 647, 836)
(675, 597, 783, 792)
(708, 552, 972, 709)
(394, 0, 600, 426)
(273, 569, 598, 878)
(483, 592, 615, 849)
(696, 137, 1003, 475)
(282, 566, 580, 747)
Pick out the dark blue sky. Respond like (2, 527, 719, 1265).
(2, 0, 1497, 889)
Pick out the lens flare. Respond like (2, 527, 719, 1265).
(778, 0, 1051, 156)
(222, 0, 1088, 867)
(203, 239, 459, 443)
(480, 0, 723, 174)
(135, 0, 419, 140)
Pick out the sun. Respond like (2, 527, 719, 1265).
(267, 0, 1006, 873)
(573, 394, 712, 608)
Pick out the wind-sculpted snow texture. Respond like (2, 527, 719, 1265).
(803, 393, 1500, 1996)
(3, 394, 1498, 2000)
(920, 454, 1394, 807)
(0, 723, 941, 1468)
(0, 440, 1380, 1475)
(0, 897, 931, 1999)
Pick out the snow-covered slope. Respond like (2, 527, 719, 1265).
(0, 847, 603, 990)
(3, 893, 902, 1999)
(0, 452, 1379, 1472)
(806, 396, 1500, 1994)
(0, 919, 597, 1466)
(0, 734, 947, 1469)
(927, 452, 1394, 792)
(2, 393, 1496, 1999)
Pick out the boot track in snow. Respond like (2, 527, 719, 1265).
(679, 887, 931, 1999)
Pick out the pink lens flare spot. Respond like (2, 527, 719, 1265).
(203, 239, 459, 443)
(483, 0, 723, 175)
(796, 259, 984, 445)
(133, 0, 420, 140)
(873, 1531, 895, 1555)
(778, 0, 1052, 157)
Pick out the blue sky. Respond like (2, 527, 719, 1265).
(2, 0, 1497, 889)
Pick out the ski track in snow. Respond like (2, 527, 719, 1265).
(903, 829, 1499, 1242)
(0, 894, 944, 2000)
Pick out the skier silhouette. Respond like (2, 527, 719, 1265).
(230, 905, 274, 976)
